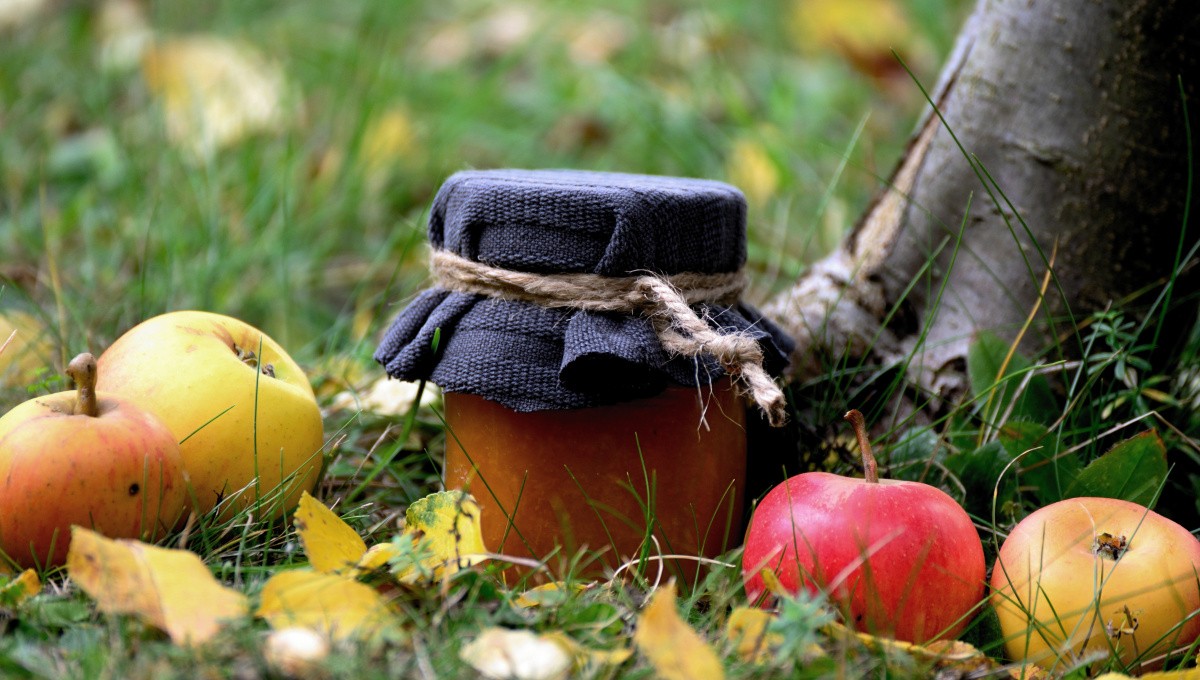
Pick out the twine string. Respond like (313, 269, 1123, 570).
(431, 249, 788, 426)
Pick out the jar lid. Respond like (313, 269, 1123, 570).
(375, 169, 793, 412)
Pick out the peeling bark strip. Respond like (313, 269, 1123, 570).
(767, 0, 1200, 407)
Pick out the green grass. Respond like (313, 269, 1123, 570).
(10, 0, 1200, 678)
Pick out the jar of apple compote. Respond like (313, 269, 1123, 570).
(375, 169, 793, 580)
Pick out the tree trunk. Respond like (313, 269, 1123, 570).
(766, 0, 1200, 421)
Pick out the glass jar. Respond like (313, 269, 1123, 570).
(375, 169, 792, 580)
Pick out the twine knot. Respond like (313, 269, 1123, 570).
(431, 250, 788, 426)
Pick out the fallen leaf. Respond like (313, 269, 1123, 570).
(67, 527, 248, 645)
(543, 631, 633, 672)
(257, 570, 395, 642)
(359, 108, 418, 178)
(726, 137, 779, 206)
(633, 582, 724, 680)
(725, 606, 782, 664)
(1118, 671, 1200, 680)
(823, 620, 1006, 677)
(513, 582, 587, 609)
(758, 567, 788, 600)
(788, 0, 918, 80)
(1006, 665, 1053, 680)
(397, 490, 489, 581)
(141, 36, 290, 155)
(0, 569, 41, 607)
(460, 627, 573, 680)
(1095, 671, 1200, 680)
(354, 542, 403, 575)
(293, 491, 367, 575)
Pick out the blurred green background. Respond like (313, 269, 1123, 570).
(1, 0, 970, 384)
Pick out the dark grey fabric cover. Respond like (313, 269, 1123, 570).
(374, 169, 794, 411)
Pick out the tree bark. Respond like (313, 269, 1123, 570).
(767, 0, 1200, 419)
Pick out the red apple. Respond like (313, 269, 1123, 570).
(0, 353, 187, 568)
(742, 410, 986, 643)
(991, 497, 1200, 670)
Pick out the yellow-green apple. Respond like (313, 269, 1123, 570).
(97, 311, 324, 518)
(742, 410, 985, 643)
(0, 353, 187, 568)
(991, 497, 1200, 670)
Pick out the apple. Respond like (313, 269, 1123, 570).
(742, 409, 986, 643)
(0, 353, 187, 568)
(991, 497, 1200, 670)
(96, 311, 324, 519)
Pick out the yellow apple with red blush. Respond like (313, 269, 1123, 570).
(991, 497, 1200, 670)
(0, 353, 187, 568)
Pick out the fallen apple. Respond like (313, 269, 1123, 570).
(742, 409, 986, 643)
(97, 311, 324, 518)
(0, 353, 187, 568)
(991, 496, 1200, 670)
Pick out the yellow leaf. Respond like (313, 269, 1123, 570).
(459, 627, 573, 680)
(633, 582, 724, 680)
(359, 108, 418, 178)
(354, 542, 403, 575)
(257, 570, 396, 643)
(293, 491, 367, 575)
(789, 0, 913, 75)
(0, 569, 40, 607)
(824, 620, 1002, 676)
(758, 567, 788, 599)
(67, 527, 248, 646)
(1137, 671, 1200, 680)
(141, 36, 290, 155)
(725, 137, 779, 206)
(542, 631, 633, 672)
(725, 606, 782, 664)
(398, 490, 489, 581)
(513, 582, 587, 609)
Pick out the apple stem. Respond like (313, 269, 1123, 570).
(844, 409, 879, 484)
(67, 352, 99, 418)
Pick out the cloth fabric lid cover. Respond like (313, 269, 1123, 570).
(374, 168, 794, 411)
